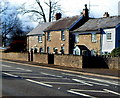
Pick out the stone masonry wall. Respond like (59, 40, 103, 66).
(2, 52, 28, 61)
(1, 52, 120, 70)
(106, 57, 120, 70)
(54, 55, 83, 68)
(33, 54, 48, 64)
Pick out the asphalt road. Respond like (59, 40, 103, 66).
(1, 59, 120, 97)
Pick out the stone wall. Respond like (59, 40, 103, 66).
(2, 52, 28, 61)
(1, 52, 120, 70)
(106, 57, 120, 70)
(33, 53, 48, 64)
(54, 55, 83, 68)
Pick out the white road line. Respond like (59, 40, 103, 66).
(2, 64, 11, 67)
(41, 72, 63, 78)
(16, 67, 32, 72)
(62, 73, 120, 86)
(21, 76, 70, 80)
(67, 90, 96, 98)
(70, 89, 108, 93)
(26, 79, 53, 88)
(103, 89, 120, 96)
(85, 81, 109, 86)
(72, 79, 93, 86)
(3, 72, 18, 77)
(40, 82, 85, 85)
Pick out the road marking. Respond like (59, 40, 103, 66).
(41, 72, 63, 78)
(67, 90, 96, 98)
(21, 76, 70, 80)
(70, 89, 108, 93)
(3, 72, 18, 77)
(86, 81, 109, 86)
(26, 79, 53, 88)
(16, 67, 32, 72)
(2, 60, 119, 80)
(2, 64, 11, 67)
(103, 89, 120, 96)
(72, 79, 93, 86)
(63, 73, 120, 86)
(40, 81, 85, 85)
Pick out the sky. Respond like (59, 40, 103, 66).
(7, 0, 120, 27)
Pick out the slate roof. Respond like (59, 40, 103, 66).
(74, 16, 120, 32)
(27, 22, 53, 36)
(44, 15, 82, 31)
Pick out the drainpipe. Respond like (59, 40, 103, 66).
(44, 32, 46, 53)
(99, 28, 103, 55)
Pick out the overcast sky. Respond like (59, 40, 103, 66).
(8, 0, 120, 26)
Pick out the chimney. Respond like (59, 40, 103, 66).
(82, 4, 89, 18)
(103, 12, 109, 17)
(55, 13, 62, 20)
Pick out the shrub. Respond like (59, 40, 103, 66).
(111, 47, 120, 57)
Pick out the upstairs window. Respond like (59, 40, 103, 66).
(75, 35, 79, 43)
(106, 32, 112, 41)
(47, 32, 51, 41)
(61, 31, 65, 41)
(38, 35, 42, 43)
(91, 33, 97, 43)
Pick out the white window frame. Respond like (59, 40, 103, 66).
(38, 35, 42, 43)
(75, 34, 79, 43)
(106, 32, 112, 41)
(91, 33, 97, 43)
(47, 47, 50, 53)
(39, 48, 43, 53)
(61, 31, 65, 41)
(47, 32, 51, 41)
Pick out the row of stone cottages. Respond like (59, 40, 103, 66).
(27, 5, 120, 56)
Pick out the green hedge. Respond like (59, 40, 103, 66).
(111, 47, 120, 57)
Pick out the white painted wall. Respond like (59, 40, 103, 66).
(101, 28, 116, 54)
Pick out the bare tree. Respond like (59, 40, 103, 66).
(22, 0, 61, 23)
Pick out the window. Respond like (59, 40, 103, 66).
(75, 35, 79, 43)
(39, 48, 43, 53)
(47, 47, 50, 53)
(47, 32, 51, 41)
(106, 32, 112, 41)
(60, 47, 65, 54)
(61, 31, 65, 41)
(53, 47, 58, 54)
(34, 48, 38, 53)
(38, 35, 42, 43)
(91, 33, 97, 42)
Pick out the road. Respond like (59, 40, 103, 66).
(1, 59, 120, 97)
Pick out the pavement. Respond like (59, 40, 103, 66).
(2, 59, 120, 79)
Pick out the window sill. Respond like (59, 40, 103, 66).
(38, 41, 42, 43)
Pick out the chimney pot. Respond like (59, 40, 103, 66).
(81, 4, 89, 18)
(55, 13, 62, 20)
(103, 12, 109, 17)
